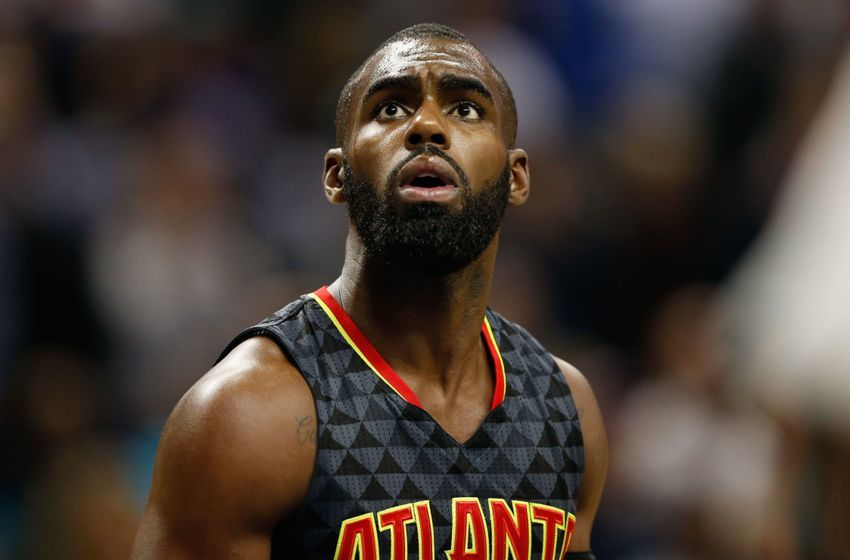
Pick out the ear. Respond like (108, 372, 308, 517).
(507, 148, 530, 206)
(323, 148, 346, 204)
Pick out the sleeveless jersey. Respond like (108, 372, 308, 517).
(219, 287, 585, 559)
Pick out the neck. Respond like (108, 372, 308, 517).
(329, 231, 499, 391)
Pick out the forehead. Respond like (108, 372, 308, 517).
(357, 38, 496, 94)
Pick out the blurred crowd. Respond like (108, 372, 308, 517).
(1, 1, 849, 558)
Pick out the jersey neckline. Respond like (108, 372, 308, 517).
(309, 286, 507, 411)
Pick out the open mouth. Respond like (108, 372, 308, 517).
(396, 156, 461, 203)
(408, 174, 451, 188)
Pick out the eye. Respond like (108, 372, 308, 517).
(449, 101, 483, 120)
(375, 102, 409, 120)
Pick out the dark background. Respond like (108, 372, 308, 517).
(1, 1, 849, 558)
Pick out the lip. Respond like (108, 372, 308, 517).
(396, 156, 461, 203)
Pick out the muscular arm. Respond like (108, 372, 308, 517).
(554, 357, 608, 553)
(131, 337, 317, 559)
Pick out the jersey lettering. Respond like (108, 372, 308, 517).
(446, 498, 489, 560)
(333, 500, 575, 560)
(489, 499, 531, 560)
(378, 504, 415, 559)
(334, 513, 380, 560)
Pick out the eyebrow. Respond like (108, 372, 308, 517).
(363, 75, 421, 101)
(437, 73, 493, 100)
(362, 73, 494, 104)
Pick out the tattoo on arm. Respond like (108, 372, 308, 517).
(296, 415, 316, 447)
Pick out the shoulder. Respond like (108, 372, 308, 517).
(159, 336, 316, 519)
(552, 356, 608, 552)
(552, 358, 605, 441)
(133, 337, 316, 557)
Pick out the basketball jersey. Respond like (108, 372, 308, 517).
(219, 287, 585, 559)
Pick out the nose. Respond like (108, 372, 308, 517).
(404, 100, 450, 150)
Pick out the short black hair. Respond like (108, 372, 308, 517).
(334, 23, 518, 149)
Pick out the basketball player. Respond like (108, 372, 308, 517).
(132, 23, 606, 560)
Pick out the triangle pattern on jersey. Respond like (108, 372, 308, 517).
(561, 452, 581, 473)
(545, 375, 571, 399)
(482, 420, 512, 447)
(492, 323, 514, 351)
(295, 317, 316, 341)
(545, 403, 570, 423)
(430, 502, 451, 528)
(505, 371, 524, 396)
(343, 350, 366, 374)
(334, 453, 371, 476)
(317, 449, 347, 475)
(373, 472, 407, 496)
(551, 422, 572, 446)
(487, 472, 523, 495)
(330, 423, 360, 448)
(471, 476, 498, 498)
(351, 424, 384, 449)
(459, 472, 485, 492)
(327, 406, 359, 426)
(322, 373, 344, 399)
(434, 476, 465, 499)
(487, 406, 509, 426)
(447, 452, 480, 475)
(527, 452, 558, 474)
(408, 447, 441, 475)
(515, 400, 546, 421)
(398, 476, 426, 500)
(295, 329, 318, 354)
(313, 476, 354, 504)
(386, 445, 419, 473)
(514, 476, 545, 501)
(362, 397, 393, 421)
(527, 473, 558, 497)
(565, 427, 583, 447)
(333, 474, 372, 501)
(523, 421, 547, 446)
(535, 425, 560, 449)
(320, 330, 350, 354)
(439, 445, 461, 466)
(363, 420, 398, 447)
(504, 448, 535, 474)
(469, 447, 500, 474)
(424, 426, 455, 448)
(349, 448, 384, 473)
(359, 477, 394, 501)
(552, 476, 572, 500)
(521, 375, 541, 398)
(399, 416, 437, 446)
(502, 425, 537, 448)
(464, 427, 497, 449)
(317, 427, 347, 450)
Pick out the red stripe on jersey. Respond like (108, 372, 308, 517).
(313, 286, 507, 411)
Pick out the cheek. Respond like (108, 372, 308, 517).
(455, 129, 506, 183)
(349, 122, 403, 182)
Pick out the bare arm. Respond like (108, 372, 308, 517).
(554, 356, 608, 553)
(131, 337, 317, 559)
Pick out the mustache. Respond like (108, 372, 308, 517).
(386, 145, 469, 191)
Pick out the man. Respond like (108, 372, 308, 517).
(132, 23, 606, 560)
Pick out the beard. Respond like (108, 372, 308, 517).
(342, 147, 511, 275)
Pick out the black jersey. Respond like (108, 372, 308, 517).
(220, 287, 585, 560)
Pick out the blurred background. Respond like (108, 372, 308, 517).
(1, 0, 850, 558)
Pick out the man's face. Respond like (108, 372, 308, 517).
(338, 37, 518, 274)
